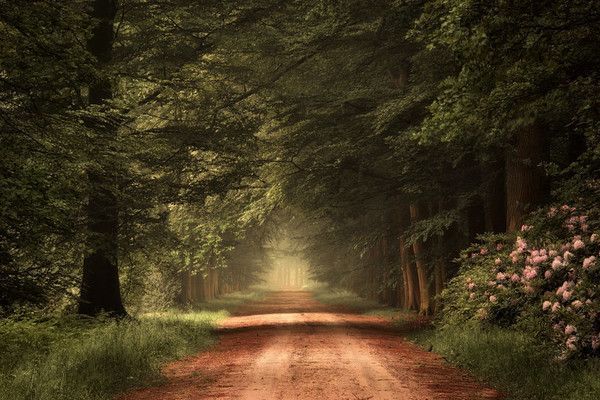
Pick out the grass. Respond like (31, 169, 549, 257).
(408, 324, 600, 400)
(312, 289, 600, 400)
(312, 288, 427, 327)
(0, 290, 261, 400)
(312, 288, 385, 313)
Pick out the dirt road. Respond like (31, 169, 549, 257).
(120, 291, 501, 400)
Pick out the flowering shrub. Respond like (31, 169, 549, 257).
(441, 205, 600, 359)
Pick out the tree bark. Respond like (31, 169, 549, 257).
(78, 0, 126, 316)
(397, 204, 418, 310)
(410, 203, 431, 315)
(482, 157, 506, 233)
(505, 124, 545, 232)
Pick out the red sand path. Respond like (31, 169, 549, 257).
(119, 291, 501, 400)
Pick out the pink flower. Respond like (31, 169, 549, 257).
(552, 257, 563, 270)
(583, 256, 596, 269)
(571, 300, 583, 309)
(549, 250, 558, 257)
(467, 282, 476, 290)
(469, 293, 475, 300)
(510, 250, 519, 263)
(573, 239, 585, 250)
(565, 325, 577, 335)
(548, 207, 557, 217)
(532, 255, 548, 265)
(489, 295, 497, 303)
(521, 224, 532, 232)
(544, 270, 552, 279)
(496, 272, 506, 281)
(494, 258, 502, 266)
(562, 290, 572, 301)
(542, 300, 552, 311)
(480, 248, 488, 255)
(566, 336, 577, 351)
(497, 284, 506, 290)
(516, 237, 527, 253)
(496, 243, 504, 251)
(510, 273, 521, 283)
(523, 266, 538, 280)
(551, 302, 561, 312)
(591, 233, 599, 243)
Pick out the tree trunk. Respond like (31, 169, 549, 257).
(506, 124, 545, 232)
(410, 203, 431, 315)
(398, 204, 418, 310)
(482, 157, 506, 233)
(78, 0, 125, 317)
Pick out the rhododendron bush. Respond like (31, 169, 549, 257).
(440, 205, 600, 359)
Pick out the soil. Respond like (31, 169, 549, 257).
(118, 291, 502, 400)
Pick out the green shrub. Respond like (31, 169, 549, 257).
(441, 204, 600, 359)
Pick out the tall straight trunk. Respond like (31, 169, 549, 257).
(410, 203, 431, 315)
(78, 0, 125, 316)
(482, 158, 506, 233)
(398, 204, 418, 310)
(506, 124, 545, 232)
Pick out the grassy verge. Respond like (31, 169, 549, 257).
(312, 289, 600, 400)
(0, 290, 260, 400)
(312, 288, 427, 327)
(408, 324, 600, 400)
(312, 288, 386, 313)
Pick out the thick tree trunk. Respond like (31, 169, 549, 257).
(482, 157, 506, 233)
(506, 124, 545, 232)
(78, 0, 126, 316)
(400, 235, 418, 310)
(410, 203, 431, 315)
(397, 204, 418, 310)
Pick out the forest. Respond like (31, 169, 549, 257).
(1, 1, 599, 399)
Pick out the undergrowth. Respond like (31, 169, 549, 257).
(409, 324, 600, 400)
(0, 290, 259, 400)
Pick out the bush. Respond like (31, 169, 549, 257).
(441, 204, 600, 359)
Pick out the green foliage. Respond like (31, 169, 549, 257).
(0, 311, 223, 400)
(439, 203, 600, 358)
